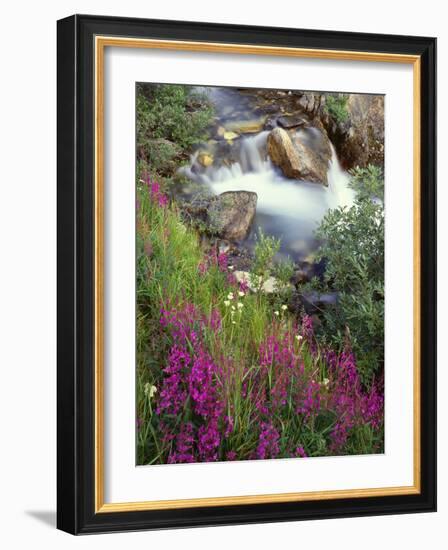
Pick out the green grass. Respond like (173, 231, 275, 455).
(134, 83, 383, 466)
(136, 179, 278, 382)
(136, 177, 383, 465)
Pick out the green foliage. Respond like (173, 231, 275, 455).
(136, 184, 383, 464)
(136, 84, 214, 170)
(274, 256, 294, 290)
(324, 94, 349, 124)
(139, 138, 181, 177)
(136, 188, 277, 462)
(349, 164, 384, 201)
(313, 168, 384, 384)
(134, 83, 384, 464)
(251, 228, 281, 291)
(272, 256, 295, 304)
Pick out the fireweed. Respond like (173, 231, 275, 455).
(136, 176, 384, 464)
(148, 301, 383, 463)
(198, 250, 229, 277)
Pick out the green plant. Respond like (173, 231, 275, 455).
(349, 164, 384, 201)
(136, 84, 214, 164)
(136, 179, 384, 465)
(312, 167, 384, 384)
(273, 256, 294, 300)
(139, 138, 181, 177)
(134, 81, 385, 465)
(251, 228, 281, 292)
(324, 94, 349, 124)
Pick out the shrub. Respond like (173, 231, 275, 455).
(273, 256, 295, 295)
(136, 84, 214, 166)
(349, 164, 384, 201)
(324, 94, 349, 124)
(251, 228, 280, 292)
(312, 168, 384, 384)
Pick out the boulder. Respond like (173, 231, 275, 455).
(267, 127, 329, 185)
(297, 93, 385, 169)
(234, 270, 294, 294)
(292, 127, 332, 183)
(277, 114, 307, 129)
(197, 152, 214, 167)
(297, 92, 320, 115)
(267, 127, 300, 179)
(223, 131, 239, 141)
(224, 117, 266, 134)
(208, 191, 257, 241)
(336, 94, 385, 168)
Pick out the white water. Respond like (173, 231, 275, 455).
(182, 129, 355, 260)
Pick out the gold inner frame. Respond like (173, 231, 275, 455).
(94, 36, 421, 513)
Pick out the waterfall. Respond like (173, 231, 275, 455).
(327, 143, 356, 209)
(198, 131, 271, 185)
(180, 129, 355, 259)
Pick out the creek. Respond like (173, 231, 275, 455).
(179, 87, 355, 262)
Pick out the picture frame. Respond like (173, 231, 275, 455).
(57, 14, 436, 534)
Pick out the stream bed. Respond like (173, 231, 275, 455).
(178, 86, 356, 263)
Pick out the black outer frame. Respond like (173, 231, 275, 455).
(57, 14, 437, 535)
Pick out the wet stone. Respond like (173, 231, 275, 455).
(277, 114, 307, 129)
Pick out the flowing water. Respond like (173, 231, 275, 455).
(179, 88, 355, 262)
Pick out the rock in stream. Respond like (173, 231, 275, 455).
(267, 127, 330, 185)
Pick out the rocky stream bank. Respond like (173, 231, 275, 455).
(162, 87, 384, 314)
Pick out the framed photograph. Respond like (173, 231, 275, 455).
(57, 14, 436, 534)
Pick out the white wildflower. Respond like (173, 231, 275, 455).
(281, 304, 288, 311)
(274, 311, 279, 316)
(295, 334, 303, 342)
(224, 300, 231, 307)
(238, 291, 245, 297)
(231, 305, 236, 311)
(232, 320, 236, 324)
(237, 302, 244, 309)
(144, 383, 157, 399)
(322, 378, 330, 387)
(227, 292, 234, 300)
(228, 265, 234, 271)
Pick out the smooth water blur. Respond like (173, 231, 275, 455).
(181, 127, 355, 261)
